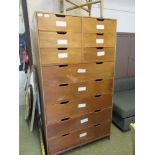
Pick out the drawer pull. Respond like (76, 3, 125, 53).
(97, 33, 104, 35)
(80, 118, 88, 124)
(59, 64, 68, 67)
(56, 21, 67, 27)
(78, 103, 86, 108)
(62, 133, 70, 137)
(77, 68, 86, 73)
(78, 86, 86, 92)
(94, 109, 101, 112)
(57, 39, 68, 45)
(37, 13, 43, 16)
(97, 18, 104, 21)
(94, 124, 101, 127)
(97, 51, 105, 56)
(96, 62, 103, 64)
(96, 24, 104, 30)
(57, 32, 67, 34)
(58, 53, 68, 59)
(60, 101, 69, 104)
(55, 14, 66, 17)
(44, 14, 50, 18)
(61, 117, 70, 121)
(59, 83, 69, 87)
(58, 48, 67, 50)
(96, 39, 104, 44)
(95, 79, 103, 81)
(96, 47, 103, 49)
(80, 132, 87, 138)
(95, 94, 102, 97)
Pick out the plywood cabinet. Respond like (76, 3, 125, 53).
(32, 12, 116, 155)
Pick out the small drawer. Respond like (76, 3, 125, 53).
(46, 94, 112, 124)
(40, 48, 82, 65)
(83, 47, 115, 62)
(82, 17, 116, 33)
(43, 79, 113, 103)
(38, 31, 82, 48)
(42, 62, 114, 84)
(37, 13, 81, 32)
(47, 108, 112, 138)
(48, 121, 111, 154)
(83, 33, 116, 47)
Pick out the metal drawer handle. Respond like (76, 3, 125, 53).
(78, 103, 86, 108)
(96, 39, 104, 44)
(96, 24, 104, 30)
(77, 68, 86, 73)
(58, 53, 68, 59)
(79, 132, 87, 138)
(57, 39, 68, 45)
(97, 51, 105, 56)
(80, 118, 88, 124)
(56, 21, 67, 27)
(78, 86, 86, 92)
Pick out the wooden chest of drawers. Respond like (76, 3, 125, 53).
(31, 12, 116, 155)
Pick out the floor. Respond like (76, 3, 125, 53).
(19, 105, 133, 155)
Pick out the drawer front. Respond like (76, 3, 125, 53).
(38, 31, 82, 48)
(83, 33, 116, 47)
(47, 108, 112, 138)
(42, 62, 114, 84)
(37, 13, 81, 32)
(82, 17, 116, 33)
(48, 121, 110, 154)
(46, 94, 112, 124)
(43, 79, 113, 103)
(83, 47, 115, 62)
(40, 48, 82, 65)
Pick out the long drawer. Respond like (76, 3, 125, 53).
(46, 93, 112, 124)
(47, 108, 112, 138)
(40, 48, 82, 65)
(43, 79, 113, 103)
(82, 17, 116, 33)
(42, 62, 114, 84)
(83, 33, 116, 47)
(83, 47, 115, 62)
(48, 121, 111, 154)
(37, 13, 81, 32)
(39, 31, 82, 48)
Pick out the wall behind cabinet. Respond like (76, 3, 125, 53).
(115, 33, 135, 79)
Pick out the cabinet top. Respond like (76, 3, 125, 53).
(35, 11, 117, 21)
